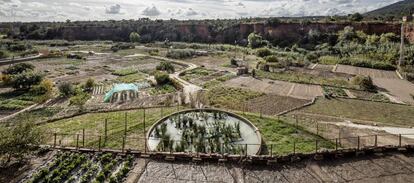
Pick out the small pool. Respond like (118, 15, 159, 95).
(147, 109, 262, 155)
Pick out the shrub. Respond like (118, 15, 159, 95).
(248, 33, 268, 48)
(256, 48, 272, 58)
(8, 71, 43, 90)
(58, 82, 75, 97)
(83, 78, 95, 92)
(265, 55, 279, 63)
(351, 75, 376, 91)
(318, 56, 340, 65)
(154, 72, 170, 85)
(166, 49, 195, 59)
(30, 79, 53, 96)
(305, 53, 318, 63)
(2, 63, 34, 75)
(0, 50, 8, 59)
(156, 62, 175, 73)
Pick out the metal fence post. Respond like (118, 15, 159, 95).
(98, 136, 101, 151)
(315, 140, 318, 153)
(53, 133, 57, 147)
(357, 136, 360, 150)
(316, 123, 319, 135)
(270, 144, 273, 157)
(245, 144, 248, 157)
(76, 134, 79, 150)
(335, 138, 338, 151)
(104, 119, 108, 142)
(399, 134, 402, 147)
(82, 129, 85, 147)
(161, 106, 163, 117)
(293, 141, 296, 154)
(122, 136, 125, 153)
(124, 112, 128, 138)
(374, 135, 377, 147)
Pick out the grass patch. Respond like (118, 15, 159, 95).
(4, 107, 62, 124)
(323, 86, 348, 98)
(149, 84, 176, 95)
(256, 70, 354, 89)
(180, 68, 215, 81)
(38, 107, 180, 149)
(112, 68, 138, 76)
(0, 91, 38, 110)
(240, 114, 334, 155)
(369, 93, 390, 103)
(202, 74, 236, 89)
(116, 72, 146, 83)
(301, 98, 414, 126)
(206, 87, 264, 110)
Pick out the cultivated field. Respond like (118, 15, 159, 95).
(299, 98, 414, 126)
(373, 78, 414, 105)
(224, 76, 323, 100)
(335, 64, 399, 79)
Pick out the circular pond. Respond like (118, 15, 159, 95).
(147, 109, 262, 155)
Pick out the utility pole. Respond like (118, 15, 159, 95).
(399, 22, 405, 67)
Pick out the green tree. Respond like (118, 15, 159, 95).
(8, 71, 43, 90)
(248, 33, 265, 48)
(338, 26, 357, 43)
(2, 63, 34, 75)
(349, 13, 363, 22)
(129, 32, 141, 43)
(0, 121, 44, 167)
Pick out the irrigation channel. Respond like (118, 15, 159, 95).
(147, 109, 262, 155)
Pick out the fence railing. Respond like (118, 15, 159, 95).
(44, 132, 414, 157)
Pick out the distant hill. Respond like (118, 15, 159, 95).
(365, 0, 414, 19)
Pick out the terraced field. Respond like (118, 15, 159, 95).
(224, 76, 323, 100)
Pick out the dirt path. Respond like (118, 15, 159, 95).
(0, 53, 43, 66)
(124, 54, 203, 104)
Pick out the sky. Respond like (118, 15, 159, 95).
(0, 0, 402, 22)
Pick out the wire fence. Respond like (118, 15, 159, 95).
(44, 132, 414, 157)
(40, 105, 414, 157)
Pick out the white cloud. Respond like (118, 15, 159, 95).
(0, 0, 401, 22)
(105, 4, 121, 14)
(142, 6, 161, 17)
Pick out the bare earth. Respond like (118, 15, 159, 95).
(136, 152, 414, 183)
(373, 78, 414, 105)
(224, 76, 323, 100)
(335, 64, 399, 79)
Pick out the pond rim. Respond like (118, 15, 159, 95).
(146, 108, 263, 155)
